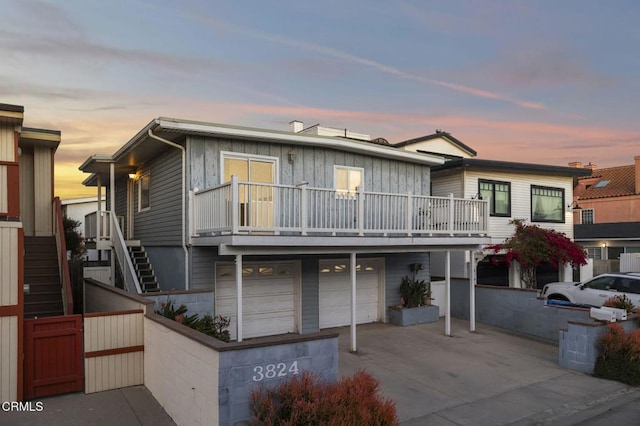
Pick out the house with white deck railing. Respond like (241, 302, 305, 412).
(79, 118, 491, 348)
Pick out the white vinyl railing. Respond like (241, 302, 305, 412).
(110, 212, 142, 294)
(193, 176, 489, 237)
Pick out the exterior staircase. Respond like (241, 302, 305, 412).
(24, 236, 64, 318)
(128, 246, 160, 292)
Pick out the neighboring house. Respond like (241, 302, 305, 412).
(571, 157, 640, 270)
(399, 131, 591, 288)
(62, 196, 107, 262)
(79, 118, 491, 344)
(0, 103, 71, 402)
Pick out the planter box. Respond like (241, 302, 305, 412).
(388, 305, 439, 326)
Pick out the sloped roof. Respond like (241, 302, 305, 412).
(394, 131, 477, 157)
(577, 165, 636, 199)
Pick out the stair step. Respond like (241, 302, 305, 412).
(25, 282, 60, 292)
(24, 291, 62, 303)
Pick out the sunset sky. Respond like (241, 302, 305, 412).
(2, 0, 639, 199)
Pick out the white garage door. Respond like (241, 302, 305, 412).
(216, 261, 299, 340)
(319, 258, 383, 329)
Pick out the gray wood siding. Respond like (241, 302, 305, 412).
(188, 136, 431, 194)
(191, 247, 217, 291)
(114, 176, 128, 235)
(384, 253, 430, 309)
(134, 148, 182, 245)
(300, 257, 319, 334)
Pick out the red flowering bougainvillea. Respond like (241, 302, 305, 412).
(485, 219, 587, 289)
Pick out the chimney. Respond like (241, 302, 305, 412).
(289, 120, 303, 133)
(568, 161, 582, 168)
(635, 156, 640, 194)
(584, 162, 597, 171)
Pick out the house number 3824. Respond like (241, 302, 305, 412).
(252, 361, 300, 382)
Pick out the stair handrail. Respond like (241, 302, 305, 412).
(110, 211, 142, 294)
(53, 197, 74, 315)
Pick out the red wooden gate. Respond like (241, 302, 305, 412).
(24, 315, 84, 400)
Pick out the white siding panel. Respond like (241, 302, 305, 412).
(0, 128, 15, 162)
(432, 173, 463, 198)
(0, 316, 18, 402)
(463, 170, 575, 242)
(0, 165, 7, 213)
(34, 146, 52, 236)
(0, 227, 18, 306)
(84, 313, 144, 352)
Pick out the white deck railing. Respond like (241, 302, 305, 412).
(193, 176, 489, 237)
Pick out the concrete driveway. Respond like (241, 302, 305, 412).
(338, 318, 640, 425)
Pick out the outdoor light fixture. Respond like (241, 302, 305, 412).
(128, 172, 138, 180)
(410, 263, 424, 272)
(567, 201, 582, 210)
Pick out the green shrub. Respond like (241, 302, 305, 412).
(156, 299, 231, 342)
(399, 276, 430, 308)
(250, 370, 398, 425)
(594, 323, 640, 385)
(603, 294, 636, 313)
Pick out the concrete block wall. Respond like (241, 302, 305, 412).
(218, 336, 339, 425)
(145, 290, 214, 318)
(450, 279, 592, 342)
(559, 319, 639, 374)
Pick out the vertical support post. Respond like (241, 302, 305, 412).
(110, 163, 115, 219)
(357, 187, 364, 236)
(469, 250, 476, 332)
(231, 175, 239, 234)
(97, 174, 102, 240)
(448, 193, 454, 236)
(406, 193, 413, 236)
(350, 252, 357, 352)
(236, 254, 243, 342)
(299, 183, 308, 236)
(445, 250, 451, 336)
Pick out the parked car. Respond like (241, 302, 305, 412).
(540, 273, 640, 308)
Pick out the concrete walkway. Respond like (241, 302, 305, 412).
(338, 318, 640, 425)
(0, 386, 175, 426)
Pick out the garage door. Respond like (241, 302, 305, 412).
(216, 261, 299, 340)
(319, 259, 383, 329)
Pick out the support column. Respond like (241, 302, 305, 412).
(445, 250, 451, 336)
(469, 250, 476, 332)
(350, 252, 357, 352)
(236, 254, 243, 342)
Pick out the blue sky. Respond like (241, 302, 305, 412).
(1, 0, 639, 197)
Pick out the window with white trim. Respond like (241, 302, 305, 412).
(138, 173, 150, 212)
(581, 208, 594, 224)
(334, 165, 363, 196)
(531, 185, 564, 223)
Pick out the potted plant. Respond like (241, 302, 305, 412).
(388, 275, 439, 326)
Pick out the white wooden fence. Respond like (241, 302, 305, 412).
(84, 310, 144, 393)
